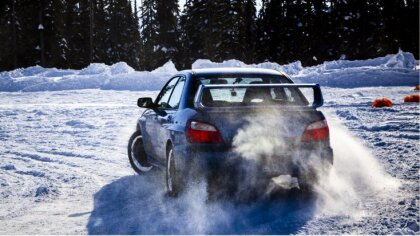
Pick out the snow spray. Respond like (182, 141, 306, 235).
(230, 109, 399, 215)
(312, 115, 399, 217)
(105, 109, 400, 234)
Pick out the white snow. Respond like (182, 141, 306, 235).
(151, 60, 178, 74)
(0, 61, 176, 92)
(0, 51, 418, 92)
(0, 53, 419, 234)
(193, 50, 419, 88)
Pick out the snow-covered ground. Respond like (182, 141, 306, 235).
(0, 52, 419, 234)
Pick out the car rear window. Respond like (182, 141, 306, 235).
(196, 75, 309, 107)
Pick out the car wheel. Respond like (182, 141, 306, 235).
(166, 146, 180, 197)
(128, 130, 152, 174)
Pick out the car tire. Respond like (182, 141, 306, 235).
(166, 146, 181, 197)
(128, 130, 153, 174)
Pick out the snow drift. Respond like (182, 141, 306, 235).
(193, 50, 419, 88)
(0, 51, 418, 92)
(0, 61, 177, 92)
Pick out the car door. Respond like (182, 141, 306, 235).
(142, 77, 179, 160)
(154, 76, 186, 161)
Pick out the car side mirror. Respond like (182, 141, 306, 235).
(137, 97, 154, 108)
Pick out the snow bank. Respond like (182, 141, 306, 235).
(293, 50, 419, 87)
(0, 62, 175, 92)
(192, 59, 303, 76)
(151, 60, 178, 74)
(193, 50, 419, 88)
(0, 51, 418, 92)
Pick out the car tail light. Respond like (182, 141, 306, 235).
(186, 121, 223, 143)
(301, 119, 329, 142)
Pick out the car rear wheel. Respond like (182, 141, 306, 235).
(166, 146, 181, 197)
(128, 130, 152, 174)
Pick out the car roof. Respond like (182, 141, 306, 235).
(180, 67, 287, 77)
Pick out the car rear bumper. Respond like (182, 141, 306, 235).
(173, 143, 333, 180)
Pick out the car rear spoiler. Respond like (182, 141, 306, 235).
(194, 83, 324, 109)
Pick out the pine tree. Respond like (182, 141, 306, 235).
(140, 0, 158, 70)
(15, 0, 39, 68)
(92, 0, 111, 64)
(155, 0, 180, 67)
(322, 0, 342, 61)
(226, 0, 257, 63)
(106, 0, 141, 68)
(180, 0, 233, 65)
(299, 0, 327, 64)
(403, 0, 419, 57)
(63, 0, 89, 68)
(0, 0, 14, 71)
(362, 1, 384, 58)
(241, 0, 257, 63)
(206, 0, 232, 61)
(380, 0, 419, 57)
(255, 0, 270, 62)
(179, 0, 204, 67)
(257, 0, 288, 63)
(123, 0, 142, 69)
(329, 0, 349, 59)
(0, 0, 418, 71)
(43, 0, 69, 68)
(10, 0, 18, 68)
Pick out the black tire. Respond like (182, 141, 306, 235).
(166, 146, 181, 197)
(128, 130, 152, 174)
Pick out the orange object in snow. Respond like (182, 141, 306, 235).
(414, 85, 420, 91)
(404, 94, 420, 103)
(371, 98, 393, 108)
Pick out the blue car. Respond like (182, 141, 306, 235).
(128, 68, 333, 197)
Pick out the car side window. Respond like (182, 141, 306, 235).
(156, 77, 179, 109)
(167, 77, 186, 109)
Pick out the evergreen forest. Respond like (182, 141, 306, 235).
(0, 0, 418, 71)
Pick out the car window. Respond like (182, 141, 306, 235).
(199, 77, 264, 103)
(271, 87, 298, 102)
(167, 77, 186, 109)
(155, 77, 179, 109)
(197, 75, 309, 106)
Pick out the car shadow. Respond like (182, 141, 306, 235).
(87, 171, 318, 234)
